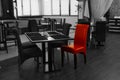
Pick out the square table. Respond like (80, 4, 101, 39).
(25, 31, 73, 72)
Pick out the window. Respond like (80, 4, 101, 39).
(23, 0, 30, 15)
(70, 0, 78, 15)
(52, 0, 60, 15)
(43, 0, 77, 16)
(16, 0, 40, 16)
(61, 0, 69, 15)
(31, 0, 40, 15)
(17, 0, 22, 16)
(43, 0, 52, 15)
(15, 0, 78, 16)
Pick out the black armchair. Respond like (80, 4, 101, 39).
(28, 20, 39, 32)
(13, 29, 42, 69)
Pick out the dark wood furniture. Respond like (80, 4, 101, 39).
(25, 31, 73, 72)
(13, 29, 42, 70)
(0, 22, 7, 52)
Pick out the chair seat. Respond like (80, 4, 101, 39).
(22, 47, 42, 57)
(62, 44, 85, 54)
(20, 34, 37, 48)
(22, 41, 37, 49)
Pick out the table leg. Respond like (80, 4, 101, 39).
(48, 43, 53, 72)
(42, 42, 60, 72)
(42, 42, 45, 64)
(42, 42, 49, 72)
(47, 43, 61, 72)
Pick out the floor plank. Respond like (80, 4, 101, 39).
(1, 32, 120, 80)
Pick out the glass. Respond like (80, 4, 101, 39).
(52, 0, 60, 15)
(23, 0, 30, 15)
(43, 0, 52, 15)
(61, 0, 69, 15)
(17, 0, 22, 16)
(31, 0, 40, 15)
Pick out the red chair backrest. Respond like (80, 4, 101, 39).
(74, 24, 89, 47)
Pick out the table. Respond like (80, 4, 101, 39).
(25, 31, 73, 72)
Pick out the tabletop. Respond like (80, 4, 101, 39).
(25, 31, 73, 43)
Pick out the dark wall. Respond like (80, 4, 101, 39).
(1, 0, 14, 19)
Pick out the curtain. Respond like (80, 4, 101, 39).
(84, 0, 90, 18)
(90, 0, 113, 20)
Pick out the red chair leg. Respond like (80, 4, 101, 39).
(83, 54, 86, 64)
(74, 54, 77, 69)
(61, 50, 65, 67)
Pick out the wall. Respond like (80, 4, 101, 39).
(0, 0, 2, 17)
(109, 0, 120, 17)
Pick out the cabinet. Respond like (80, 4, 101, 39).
(108, 18, 120, 32)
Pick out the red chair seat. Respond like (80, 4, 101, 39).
(62, 45, 85, 54)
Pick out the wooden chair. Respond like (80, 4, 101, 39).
(61, 24, 89, 69)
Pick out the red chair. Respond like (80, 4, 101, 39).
(61, 24, 89, 69)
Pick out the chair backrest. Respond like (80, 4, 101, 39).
(95, 21, 106, 41)
(0, 23, 6, 42)
(28, 20, 38, 32)
(74, 24, 89, 47)
(18, 20, 28, 28)
(13, 29, 22, 53)
(62, 23, 72, 36)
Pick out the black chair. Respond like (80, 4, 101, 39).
(21, 20, 40, 49)
(5, 21, 18, 41)
(93, 21, 107, 46)
(38, 18, 51, 31)
(49, 23, 72, 48)
(17, 20, 28, 34)
(13, 29, 42, 69)
(0, 23, 8, 53)
(28, 20, 39, 32)
(3, 21, 18, 53)
(53, 18, 63, 32)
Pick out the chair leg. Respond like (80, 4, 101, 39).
(83, 54, 86, 64)
(61, 50, 65, 67)
(36, 57, 39, 69)
(66, 52, 69, 63)
(74, 54, 77, 69)
(4, 41, 8, 53)
(15, 40, 17, 46)
(52, 48, 56, 70)
(18, 57, 21, 71)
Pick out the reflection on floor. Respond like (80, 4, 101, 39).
(0, 42, 18, 61)
(1, 32, 120, 80)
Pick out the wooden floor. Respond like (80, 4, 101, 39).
(1, 32, 120, 80)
